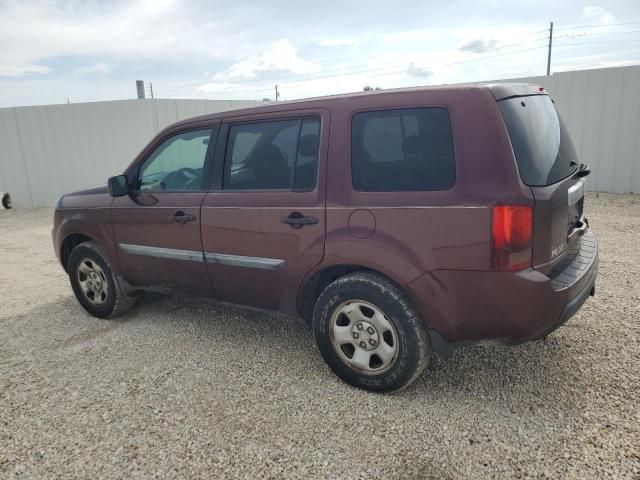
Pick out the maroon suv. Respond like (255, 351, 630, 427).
(52, 84, 598, 392)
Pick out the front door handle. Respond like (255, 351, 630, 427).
(169, 210, 196, 225)
(281, 212, 319, 229)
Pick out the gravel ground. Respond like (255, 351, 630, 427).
(1, 192, 639, 479)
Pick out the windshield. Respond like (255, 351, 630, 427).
(499, 95, 578, 186)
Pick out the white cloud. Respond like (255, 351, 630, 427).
(75, 62, 112, 75)
(198, 39, 321, 93)
(459, 38, 498, 54)
(317, 38, 357, 47)
(407, 63, 432, 78)
(0, 63, 50, 77)
(0, 0, 245, 75)
(1, 0, 639, 106)
(580, 6, 615, 24)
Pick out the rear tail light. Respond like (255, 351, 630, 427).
(491, 205, 533, 271)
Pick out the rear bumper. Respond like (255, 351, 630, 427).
(548, 260, 597, 334)
(408, 229, 599, 352)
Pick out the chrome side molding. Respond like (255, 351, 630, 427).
(204, 252, 285, 270)
(119, 243, 205, 262)
(118, 243, 285, 270)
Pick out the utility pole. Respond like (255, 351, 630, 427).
(136, 80, 146, 99)
(275, 84, 280, 102)
(546, 21, 554, 76)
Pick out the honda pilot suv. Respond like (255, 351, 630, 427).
(53, 84, 598, 392)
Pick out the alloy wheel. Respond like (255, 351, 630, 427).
(329, 300, 399, 374)
(76, 258, 109, 305)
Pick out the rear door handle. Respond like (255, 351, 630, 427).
(281, 212, 319, 229)
(169, 210, 196, 225)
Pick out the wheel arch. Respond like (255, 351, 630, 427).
(60, 233, 94, 272)
(296, 262, 419, 325)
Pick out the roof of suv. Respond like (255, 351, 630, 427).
(176, 82, 547, 127)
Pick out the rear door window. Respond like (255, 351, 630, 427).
(498, 95, 578, 186)
(223, 117, 320, 191)
(351, 108, 455, 192)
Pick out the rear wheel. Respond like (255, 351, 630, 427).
(313, 272, 430, 392)
(68, 241, 136, 318)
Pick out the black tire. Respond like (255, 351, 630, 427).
(67, 241, 136, 318)
(1, 193, 10, 209)
(313, 272, 430, 393)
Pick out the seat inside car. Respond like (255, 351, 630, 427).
(247, 143, 289, 189)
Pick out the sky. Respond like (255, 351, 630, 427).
(0, 0, 639, 107)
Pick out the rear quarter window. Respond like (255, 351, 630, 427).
(351, 107, 455, 192)
(498, 95, 578, 186)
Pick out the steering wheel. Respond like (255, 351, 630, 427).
(162, 167, 200, 190)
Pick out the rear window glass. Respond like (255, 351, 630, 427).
(351, 108, 455, 192)
(499, 95, 578, 186)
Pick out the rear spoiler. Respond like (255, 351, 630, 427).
(484, 83, 548, 101)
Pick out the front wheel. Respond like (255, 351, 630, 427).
(68, 241, 136, 318)
(313, 272, 430, 393)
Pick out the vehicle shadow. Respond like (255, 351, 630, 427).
(131, 291, 588, 412)
(7, 290, 589, 416)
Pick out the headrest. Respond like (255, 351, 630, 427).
(250, 144, 285, 174)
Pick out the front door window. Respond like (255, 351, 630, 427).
(137, 129, 212, 192)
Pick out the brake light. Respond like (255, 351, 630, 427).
(491, 205, 533, 271)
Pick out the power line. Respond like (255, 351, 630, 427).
(554, 21, 640, 31)
(185, 22, 640, 97)
(556, 29, 640, 39)
(368, 46, 548, 80)
(199, 45, 550, 95)
(555, 38, 640, 47)
(259, 36, 640, 90)
(199, 39, 550, 93)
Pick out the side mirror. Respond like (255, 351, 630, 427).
(108, 175, 130, 197)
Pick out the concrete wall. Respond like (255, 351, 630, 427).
(0, 99, 260, 208)
(491, 65, 640, 194)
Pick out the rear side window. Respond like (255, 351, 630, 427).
(224, 117, 320, 191)
(351, 108, 455, 192)
(498, 95, 578, 186)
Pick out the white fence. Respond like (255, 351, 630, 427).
(1, 66, 639, 208)
(0, 99, 259, 208)
(492, 65, 640, 195)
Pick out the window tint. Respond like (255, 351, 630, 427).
(231, 131, 260, 165)
(294, 118, 321, 190)
(498, 95, 578, 186)
(351, 108, 455, 192)
(224, 117, 320, 190)
(138, 129, 212, 192)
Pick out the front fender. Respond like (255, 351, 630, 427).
(54, 208, 119, 275)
